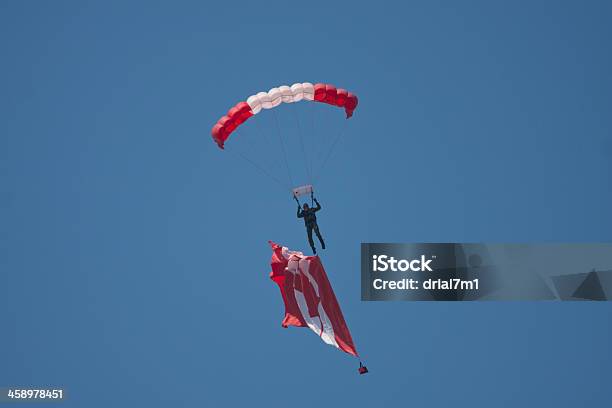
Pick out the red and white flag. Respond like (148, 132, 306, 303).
(269, 241, 358, 357)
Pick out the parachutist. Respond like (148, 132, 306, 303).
(297, 198, 325, 254)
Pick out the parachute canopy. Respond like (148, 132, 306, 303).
(269, 241, 359, 357)
(212, 82, 358, 149)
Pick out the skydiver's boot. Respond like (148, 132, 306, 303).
(321, 240, 326, 250)
(311, 246, 317, 254)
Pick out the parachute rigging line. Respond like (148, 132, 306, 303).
(291, 105, 312, 185)
(313, 120, 349, 185)
(272, 109, 294, 188)
(308, 102, 318, 186)
(230, 121, 286, 188)
(251, 113, 285, 176)
(229, 149, 289, 190)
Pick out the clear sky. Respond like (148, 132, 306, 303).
(2, 1, 612, 407)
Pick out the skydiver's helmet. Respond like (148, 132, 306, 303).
(303, 203, 309, 210)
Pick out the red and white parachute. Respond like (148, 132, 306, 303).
(269, 241, 367, 373)
(211, 82, 358, 149)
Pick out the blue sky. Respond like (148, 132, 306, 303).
(1, 1, 611, 406)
